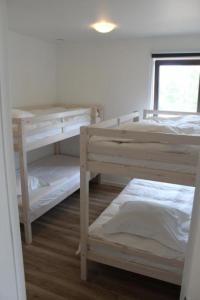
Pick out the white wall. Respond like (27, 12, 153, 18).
(9, 31, 200, 141)
(8, 31, 58, 165)
(8, 31, 57, 107)
(57, 34, 200, 119)
(8, 31, 200, 116)
(57, 37, 152, 163)
(56, 38, 151, 119)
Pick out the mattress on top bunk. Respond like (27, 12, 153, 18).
(13, 106, 91, 118)
(89, 114, 200, 173)
(17, 155, 80, 219)
(13, 106, 93, 144)
(89, 179, 194, 268)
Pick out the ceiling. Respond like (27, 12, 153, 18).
(7, 0, 200, 41)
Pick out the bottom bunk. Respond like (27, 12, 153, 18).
(17, 155, 80, 223)
(87, 179, 194, 285)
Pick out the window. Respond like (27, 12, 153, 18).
(153, 54, 200, 112)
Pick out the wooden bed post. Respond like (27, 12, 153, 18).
(143, 109, 147, 120)
(80, 126, 90, 280)
(133, 112, 140, 122)
(91, 106, 96, 125)
(54, 116, 65, 155)
(91, 106, 102, 185)
(54, 142, 61, 155)
(18, 120, 32, 244)
(99, 106, 104, 123)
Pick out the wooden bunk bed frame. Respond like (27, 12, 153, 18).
(80, 109, 200, 285)
(13, 104, 103, 244)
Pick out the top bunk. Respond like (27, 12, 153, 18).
(12, 104, 103, 152)
(81, 109, 200, 186)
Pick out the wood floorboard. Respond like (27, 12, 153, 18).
(22, 183, 180, 300)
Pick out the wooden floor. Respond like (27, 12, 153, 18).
(22, 183, 180, 300)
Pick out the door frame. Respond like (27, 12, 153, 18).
(0, 0, 26, 299)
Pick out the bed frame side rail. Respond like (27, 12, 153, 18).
(87, 237, 183, 285)
(86, 126, 200, 185)
(90, 111, 140, 129)
(13, 105, 104, 152)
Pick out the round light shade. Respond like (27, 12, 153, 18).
(91, 21, 117, 33)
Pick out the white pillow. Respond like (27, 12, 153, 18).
(103, 200, 191, 252)
(16, 174, 48, 195)
(12, 109, 34, 119)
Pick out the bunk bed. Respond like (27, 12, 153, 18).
(13, 104, 103, 244)
(80, 109, 200, 285)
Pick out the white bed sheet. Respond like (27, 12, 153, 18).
(18, 155, 80, 220)
(89, 179, 194, 263)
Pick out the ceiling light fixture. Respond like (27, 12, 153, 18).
(90, 21, 117, 33)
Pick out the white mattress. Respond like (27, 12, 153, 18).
(89, 179, 194, 268)
(18, 155, 80, 220)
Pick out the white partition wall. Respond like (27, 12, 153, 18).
(0, 0, 26, 299)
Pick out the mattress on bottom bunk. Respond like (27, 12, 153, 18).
(89, 179, 194, 273)
(17, 155, 80, 220)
